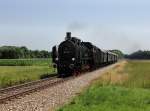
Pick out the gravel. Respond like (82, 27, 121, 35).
(0, 63, 117, 111)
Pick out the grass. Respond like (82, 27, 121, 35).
(58, 60, 150, 111)
(0, 58, 52, 66)
(123, 60, 150, 88)
(96, 60, 150, 88)
(0, 58, 56, 88)
(59, 86, 150, 111)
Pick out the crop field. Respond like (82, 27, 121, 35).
(96, 60, 150, 88)
(0, 58, 52, 66)
(58, 60, 150, 111)
(0, 59, 56, 88)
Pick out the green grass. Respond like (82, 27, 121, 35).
(58, 60, 150, 111)
(59, 86, 150, 111)
(0, 58, 52, 66)
(123, 60, 150, 88)
(0, 58, 56, 88)
(0, 66, 55, 88)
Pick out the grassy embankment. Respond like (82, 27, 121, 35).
(58, 60, 150, 111)
(0, 59, 56, 88)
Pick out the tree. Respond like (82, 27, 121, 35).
(0, 46, 51, 59)
(109, 50, 124, 59)
(126, 50, 150, 59)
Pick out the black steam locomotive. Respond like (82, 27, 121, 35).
(52, 32, 118, 77)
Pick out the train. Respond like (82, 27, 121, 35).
(52, 32, 118, 77)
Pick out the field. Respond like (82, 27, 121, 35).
(0, 59, 56, 88)
(58, 60, 150, 111)
(96, 60, 150, 88)
(0, 58, 52, 66)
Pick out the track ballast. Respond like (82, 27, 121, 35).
(0, 74, 72, 104)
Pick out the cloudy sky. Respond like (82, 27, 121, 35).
(0, 0, 150, 54)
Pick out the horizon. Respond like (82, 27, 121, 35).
(0, 0, 150, 54)
(1, 44, 148, 55)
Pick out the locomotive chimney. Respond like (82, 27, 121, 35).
(65, 32, 71, 40)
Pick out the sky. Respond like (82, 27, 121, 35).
(0, 0, 150, 54)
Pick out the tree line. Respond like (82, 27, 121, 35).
(125, 50, 150, 59)
(1, 46, 149, 60)
(110, 50, 150, 60)
(0, 46, 51, 59)
(109, 50, 124, 59)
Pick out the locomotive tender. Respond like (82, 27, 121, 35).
(52, 32, 118, 77)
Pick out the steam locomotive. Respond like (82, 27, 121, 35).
(52, 32, 118, 77)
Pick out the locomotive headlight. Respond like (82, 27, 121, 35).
(55, 58, 59, 61)
(72, 58, 75, 61)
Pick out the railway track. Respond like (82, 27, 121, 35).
(0, 74, 72, 104)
